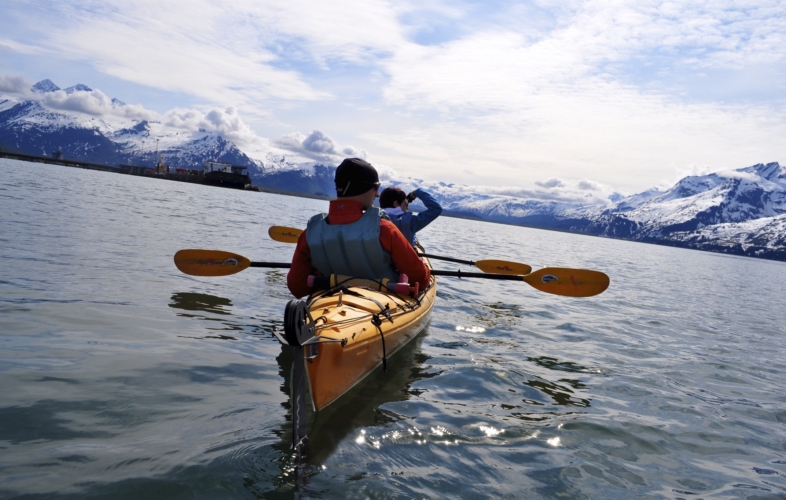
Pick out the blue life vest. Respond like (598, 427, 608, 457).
(306, 207, 399, 282)
(387, 211, 416, 246)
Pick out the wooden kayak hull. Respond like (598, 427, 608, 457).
(303, 269, 436, 411)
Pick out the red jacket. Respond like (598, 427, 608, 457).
(287, 200, 430, 298)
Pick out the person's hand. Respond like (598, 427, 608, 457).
(406, 190, 417, 203)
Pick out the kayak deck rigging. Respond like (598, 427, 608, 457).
(278, 254, 437, 454)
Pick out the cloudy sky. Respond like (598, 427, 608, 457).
(1, 0, 785, 195)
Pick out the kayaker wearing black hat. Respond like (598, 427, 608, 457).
(287, 158, 430, 298)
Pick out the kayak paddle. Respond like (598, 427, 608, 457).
(174, 249, 609, 297)
(267, 225, 532, 275)
(268, 226, 302, 244)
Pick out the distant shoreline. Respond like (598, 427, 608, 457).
(0, 150, 131, 173)
(4, 152, 783, 263)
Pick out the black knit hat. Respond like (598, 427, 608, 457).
(335, 158, 380, 197)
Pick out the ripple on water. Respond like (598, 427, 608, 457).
(432, 341, 469, 349)
(3, 161, 786, 498)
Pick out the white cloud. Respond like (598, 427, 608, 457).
(273, 130, 366, 163)
(162, 106, 260, 146)
(302, 130, 339, 154)
(369, 1, 786, 191)
(1, 0, 785, 194)
(535, 178, 565, 188)
(473, 178, 618, 205)
(377, 156, 619, 205)
(0, 0, 411, 111)
(43, 88, 113, 115)
(115, 103, 159, 121)
(382, 1, 786, 112)
(577, 179, 602, 191)
(0, 73, 271, 151)
(0, 74, 34, 98)
(0, 37, 45, 56)
(0, 74, 159, 121)
(371, 24, 786, 189)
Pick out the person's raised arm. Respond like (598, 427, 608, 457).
(408, 188, 442, 234)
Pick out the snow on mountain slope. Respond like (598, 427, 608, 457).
(672, 213, 786, 249)
(290, 159, 786, 252)
(611, 163, 784, 237)
(374, 174, 613, 222)
(739, 162, 786, 209)
(0, 97, 18, 114)
(0, 80, 262, 169)
(568, 162, 786, 259)
(656, 173, 726, 202)
(31, 79, 60, 93)
(64, 84, 92, 94)
(2, 99, 118, 133)
(666, 213, 786, 259)
(389, 160, 786, 259)
(2, 78, 784, 260)
(609, 187, 665, 212)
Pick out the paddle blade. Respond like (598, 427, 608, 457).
(269, 226, 302, 244)
(174, 250, 251, 277)
(475, 260, 532, 275)
(523, 268, 610, 297)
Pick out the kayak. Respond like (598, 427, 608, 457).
(172, 241, 609, 455)
(279, 254, 437, 411)
(172, 245, 609, 453)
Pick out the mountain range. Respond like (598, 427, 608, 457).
(391, 162, 786, 261)
(2, 79, 784, 261)
(1, 80, 259, 171)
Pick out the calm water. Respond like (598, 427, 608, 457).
(1, 159, 786, 499)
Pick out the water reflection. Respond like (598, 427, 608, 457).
(164, 290, 596, 494)
(523, 379, 590, 408)
(527, 356, 593, 374)
(256, 331, 599, 495)
(0, 401, 115, 444)
(169, 292, 233, 316)
(169, 292, 241, 339)
(522, 356, 593, 408)
(232, 334, 437, 496)
(271, 331, 433, 467)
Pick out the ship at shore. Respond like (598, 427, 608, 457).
(0, 149, 257, 191)
(201, 161, 251, 189)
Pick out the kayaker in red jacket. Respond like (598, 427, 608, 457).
(287, 158, 430, 299)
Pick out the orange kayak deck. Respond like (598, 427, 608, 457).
(302, 270, 436, 411)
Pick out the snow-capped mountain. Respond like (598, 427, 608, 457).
(253, 158, 336, 197)
(324, 159, 783, 259)
(1, 79, 783, 260)
(584, 162, 785, 241)
(31, 79, 60, 93)
(375, 162, 786, 259)
(666, 213, 786, 260)
(64, 84, 92, 94)
(0, 80, 261, 171)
